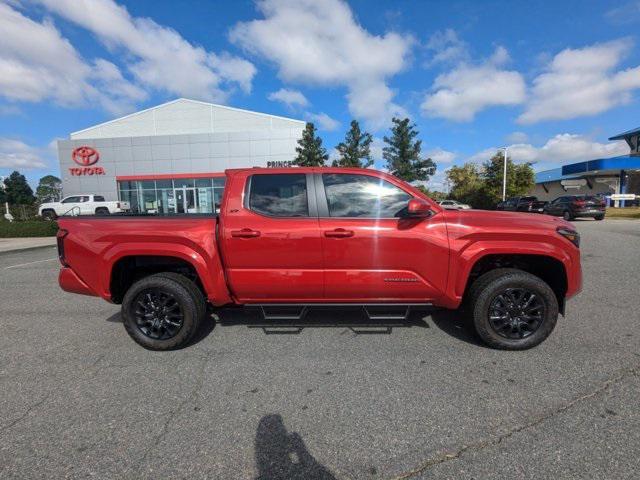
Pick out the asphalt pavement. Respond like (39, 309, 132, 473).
(0, 219, 639, 479)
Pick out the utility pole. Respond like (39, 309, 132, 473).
(0, 176, 13, 222)
(501, 147, 508, 201)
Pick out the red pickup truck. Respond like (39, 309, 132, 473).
(57, 167, 582, 351)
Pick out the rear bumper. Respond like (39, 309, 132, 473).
(59, 267, 98, 297)
(574, 209, 605, 217)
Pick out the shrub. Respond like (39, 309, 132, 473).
(0, 220, 59, 238)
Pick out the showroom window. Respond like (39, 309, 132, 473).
(118, 177, 226, 214)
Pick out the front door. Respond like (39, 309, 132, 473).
(317, 172, 449, 302)
(220, 172, 324, 302)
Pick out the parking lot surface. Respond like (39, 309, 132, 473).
(1, 219, 639, 479)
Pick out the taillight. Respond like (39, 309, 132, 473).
(57, 229, 68, 266)
(557, 227, 580, 247)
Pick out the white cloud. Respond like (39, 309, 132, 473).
(425, 29, 468, 66)
(424, 147, 456, 164)
(0, 138, 47, 169)
(519, 39, 640, 124)
(468, 133, 628, 167)
(0, 3, 145, 114)
(35, 0, 256, 103)
(505, 131, 529, 144)
(268, 88, 309, 108)
(421, 46, 526, 121)
(230, 0, 413, 129)
(305, 112, 340, 131)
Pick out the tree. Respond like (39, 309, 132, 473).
(383, 117, 436, 182)
(445, 152, 535, 209)
(333, 120, 373, 168)
(36, 175, 62, 203)
(3, 171, 34, 205)
(482, 151, 535, 204)
(292, 123, 328, 167)
(446, 163, 490, 208)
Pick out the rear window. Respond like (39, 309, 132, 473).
(248, 174, 308, 217)
(94, 195, 105, 202)
(520, 196, 537, 202)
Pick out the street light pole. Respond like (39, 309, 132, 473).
(502, 146, 508, 201)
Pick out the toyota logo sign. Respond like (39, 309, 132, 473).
(69, 146, 105, 176)
(72, 146, 100, 166)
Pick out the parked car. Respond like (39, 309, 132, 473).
(496, 196, 547, 213)
(543, 195, 605, 221)
(438, 199, 471, 210)
(39, 195, 130, 220)
(57, 167, 582, 351)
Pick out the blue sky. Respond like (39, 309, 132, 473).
(1, 0, 640, 190)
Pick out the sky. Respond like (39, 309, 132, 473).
(1, 0, 640, 191)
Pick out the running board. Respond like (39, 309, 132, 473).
(249, 303, 431, 322)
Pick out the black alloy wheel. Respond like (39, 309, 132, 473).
(121, 273, 206, 350)
(488, 288, 544, 340)
(133, 289, 184, 340)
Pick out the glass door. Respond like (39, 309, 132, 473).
(174, 187, 198, 214)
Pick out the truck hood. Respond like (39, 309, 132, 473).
(441, 209, 573, 233)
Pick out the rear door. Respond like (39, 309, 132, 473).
(316, 172, 449, 302)
(219, 172, 324, 302)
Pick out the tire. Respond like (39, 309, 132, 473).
(468, 268, 558, 350)
(562, 210, 573, 221)
(42, 209, 57, 221)
(121, 272, 206, 350)
(595, 215, 604, 221)
(95, 207, 110, 216)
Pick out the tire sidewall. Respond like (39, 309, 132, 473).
(473, 273, 558, 350)
(121, 275, 198, 350)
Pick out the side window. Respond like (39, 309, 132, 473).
(94, 195, 105, 202)
(79, 196, 90, 203)
(322, 173, 411, 218)
(62, 196, 78, 203)
(248, 174, 308, 217)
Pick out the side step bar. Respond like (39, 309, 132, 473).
(249, 303, 431, 322)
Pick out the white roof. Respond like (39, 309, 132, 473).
(70, 98, 306, 139)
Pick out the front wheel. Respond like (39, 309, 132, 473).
(121, 273, 206, 350)
(595, 214, 604, 221)
(468, 268, 559, 350)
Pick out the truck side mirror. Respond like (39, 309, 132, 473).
(406, 198, 433, 218)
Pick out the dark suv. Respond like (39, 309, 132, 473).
(496, 196, 547, 213)
(543, 195, 605, 221)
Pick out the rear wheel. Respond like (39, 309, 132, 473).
(41, 209, 57, 221)
(562, 210, 573, 221)
(468, 268, 558, 350)
(121, 273, 206, 350)
(95, 207, 110, 216)
(595, 214, 604, 221)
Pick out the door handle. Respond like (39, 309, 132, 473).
(324, 228, 354, 238)
(231, 228, 261, 238)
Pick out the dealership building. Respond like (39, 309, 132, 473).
(532, 127, 640, 206)
(57, 98, 306, 214)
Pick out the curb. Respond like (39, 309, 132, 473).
(0, 244, 57, 256)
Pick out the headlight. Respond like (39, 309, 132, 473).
(557, 227, 580, 247)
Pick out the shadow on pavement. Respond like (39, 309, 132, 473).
(254, 414, 336, 480)
(429, 308, 484, 347)
(105, 305, 487, 348)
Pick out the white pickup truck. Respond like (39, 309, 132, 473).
(38, 195, 130, 219)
